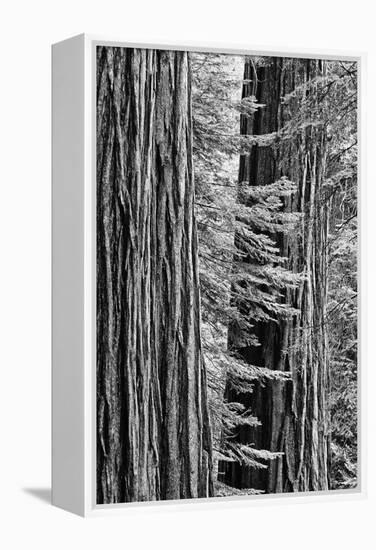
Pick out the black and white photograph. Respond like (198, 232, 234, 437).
(5, 0, 376, 546)
(96, 46, 358, 504)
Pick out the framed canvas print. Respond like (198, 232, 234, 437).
(52, 35, 363, 516)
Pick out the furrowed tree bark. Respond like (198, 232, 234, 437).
(96, 46, 213, 504)
(223, 57, 330, 493)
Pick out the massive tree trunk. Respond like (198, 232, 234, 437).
(223, 57, 330, 493)
(96, 46, 213, 504)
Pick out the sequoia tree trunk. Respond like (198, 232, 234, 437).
(223, 57, 330, 493)
(96, 46, 213, 504)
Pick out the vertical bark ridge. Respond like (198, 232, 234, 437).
(97, 47, 213, 504)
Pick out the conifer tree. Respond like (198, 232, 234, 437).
(96, 47, 213, 504)
(324, 61, 358, 489)
(220, 56, 357, 493)
(192, 54, 301, 493)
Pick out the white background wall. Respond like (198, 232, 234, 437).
(1, 0, 374, 547)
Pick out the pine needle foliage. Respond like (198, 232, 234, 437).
(191, 53, 301, 488)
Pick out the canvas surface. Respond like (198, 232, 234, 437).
(96, 46, 358, 504)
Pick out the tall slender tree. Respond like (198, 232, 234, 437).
(324, 61, 358, 489)
(192, 55, 298, 493)
(222, 57, 331, 493)
(96, 47, 213, 504)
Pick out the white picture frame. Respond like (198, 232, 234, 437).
(52, 34, 365, 517)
